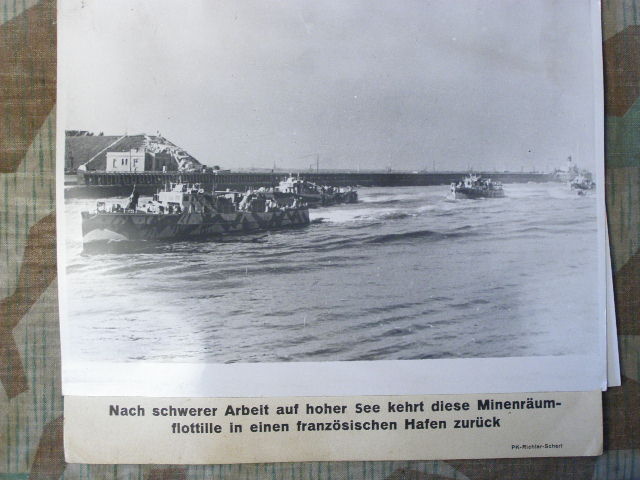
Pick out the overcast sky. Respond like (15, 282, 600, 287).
(60, 0, 600, 172)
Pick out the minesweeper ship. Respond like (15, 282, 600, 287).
(449, 174, 505, 199)
(271, 175, 358, 207)
(569, 174, 596, 194)
(81, 182, 310, 245)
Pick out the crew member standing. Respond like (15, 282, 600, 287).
(126, 185, 140, 211)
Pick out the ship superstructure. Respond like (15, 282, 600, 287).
(449, 174, 505, 199)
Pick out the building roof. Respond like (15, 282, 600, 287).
(64, 133, 201, 172)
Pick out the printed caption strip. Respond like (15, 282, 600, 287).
(64, 392, 602, 464)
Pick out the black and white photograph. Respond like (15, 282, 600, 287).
(57, 0, 607, 397)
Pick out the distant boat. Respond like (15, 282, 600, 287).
(449, 174, 505, 199)
(569, 174, 595, 193)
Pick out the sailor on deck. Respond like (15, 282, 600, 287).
(126, 185, 140, 211)
(238, 194, 253, 211)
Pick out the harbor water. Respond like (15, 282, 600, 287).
(63, 183, 600, 364)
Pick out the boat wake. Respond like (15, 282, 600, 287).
(365, 228, 474, 245)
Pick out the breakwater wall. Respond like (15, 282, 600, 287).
(65, 171, 556, 198)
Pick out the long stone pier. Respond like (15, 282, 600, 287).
(65, 171, 556, 198)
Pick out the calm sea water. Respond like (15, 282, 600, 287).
(63, 183, 600, 364)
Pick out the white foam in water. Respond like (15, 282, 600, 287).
(309, 207, 382, 224)
(83, 229, 129, 242)
(360, 192, 424, 204)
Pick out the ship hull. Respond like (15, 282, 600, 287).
(81, 209, 310, 243)
(271, 190, 358, 207)
(570, 183, 595, 191)
(450, 189, 505, 199)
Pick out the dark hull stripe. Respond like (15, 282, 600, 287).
(81, 210, 310, 241)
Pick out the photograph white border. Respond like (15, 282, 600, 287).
(56, 0, 608, 398)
